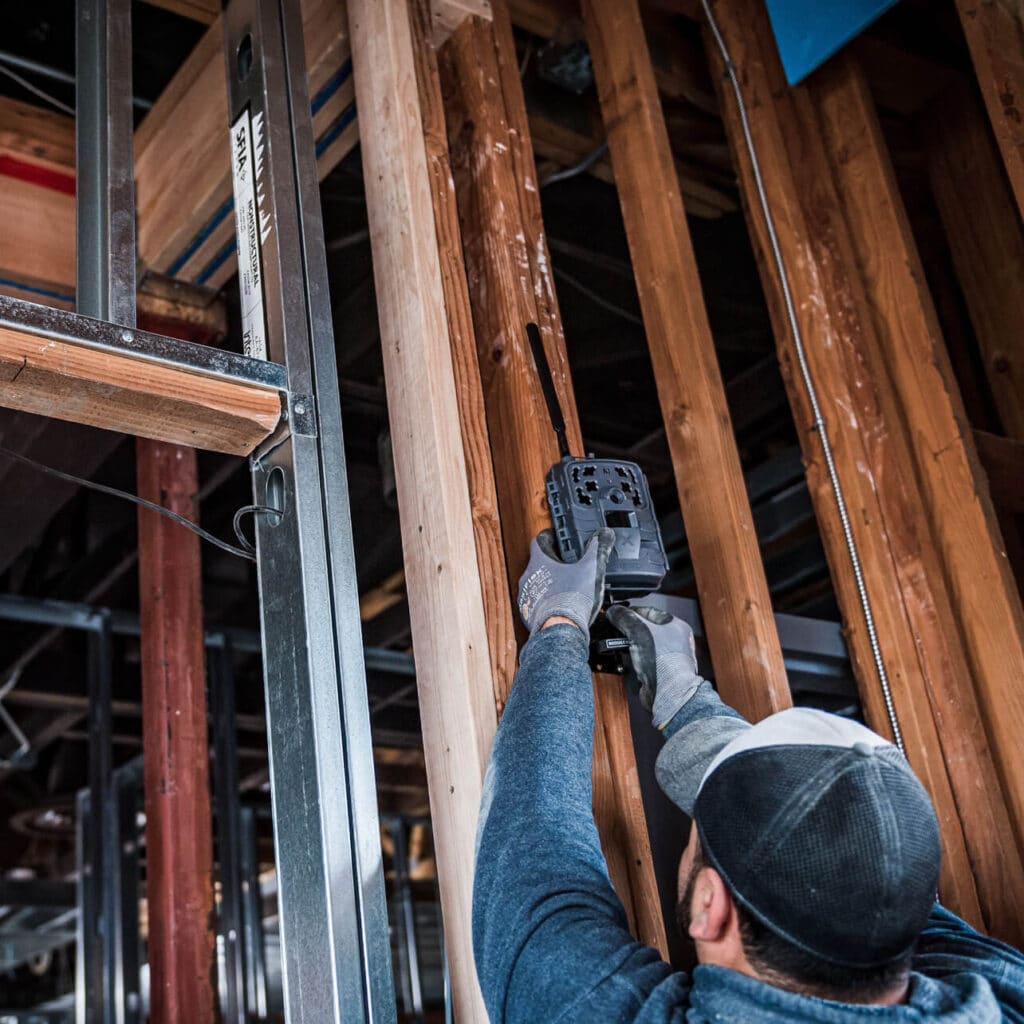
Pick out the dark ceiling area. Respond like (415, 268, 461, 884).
(0, 0, 1018, 1008)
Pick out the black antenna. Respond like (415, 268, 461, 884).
(526, 322, 572, 459)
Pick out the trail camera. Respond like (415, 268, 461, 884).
(545, 457, 667, 601)
(527, 323, 668, 604)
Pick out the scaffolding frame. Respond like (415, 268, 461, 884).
(4, 0, 400, 1020)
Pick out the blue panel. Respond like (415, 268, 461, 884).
(764, 0, 900, 85)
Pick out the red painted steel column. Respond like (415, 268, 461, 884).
(136, 437, 217, 1024)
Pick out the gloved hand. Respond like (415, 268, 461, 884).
(517, 528, 616, 637)
(605, 605, 705, 728)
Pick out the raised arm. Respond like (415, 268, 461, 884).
(472, 531, 680, 1023)
(606, 604, 750, 810)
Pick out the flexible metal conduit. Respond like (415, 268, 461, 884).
(700, 0, 905, 754)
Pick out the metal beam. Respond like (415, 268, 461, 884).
(221, 0, 395, 1019)
(75, 0, 135, 325)
(645, 593, 855, 698)
(209, 640, 246, 1024)
(239, 806, 268, 1019)
(0, 592, 415, 675)
(80, 617, 115, 1024)
(75, 758, 143, 1024)
(0, 878, 76, 909)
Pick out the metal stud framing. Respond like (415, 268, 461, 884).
(220, 0, 395, 1019)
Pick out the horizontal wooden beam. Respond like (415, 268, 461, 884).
(508, 0, 716, 111)
(0, 99, 75, 306)
(136, 284, 229, 348)
(0, 322, 280, 455)
(135, 0, 355, 291)
(1, 0, 732, 305)
(526, 91, 736, 217)
(0, 94, 76, 174)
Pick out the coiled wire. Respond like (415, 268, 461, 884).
(700, 0, 905, 754)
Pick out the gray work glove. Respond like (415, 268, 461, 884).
(605, 605, 705, 728)
(517, 528, 615, 637)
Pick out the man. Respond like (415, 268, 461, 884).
(473, 529, 1024, 1022)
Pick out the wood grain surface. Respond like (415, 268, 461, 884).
(411, 0, 518, 711)
(707, 0, 1001, 933)
(441, 7, 668, 960)
(811, 53, 1024, 939)
(136, 438, 217, 1024)
(582, 0, 791, 722)
(0, 325, 280, 454)
(349, 0, 500, 1016)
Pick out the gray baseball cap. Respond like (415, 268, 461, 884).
(660, 707, 941, 967)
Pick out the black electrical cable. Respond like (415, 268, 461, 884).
(232, 503, 282, 556)
(0, 444, 279, 564)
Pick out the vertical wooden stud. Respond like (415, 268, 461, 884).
(582, 0, 791, 720)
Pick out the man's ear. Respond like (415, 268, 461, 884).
(687, 866, 733, 943)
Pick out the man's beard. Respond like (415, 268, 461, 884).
(674, 855, 701, 938)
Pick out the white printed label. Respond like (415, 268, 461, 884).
(230, 109, 268, 360)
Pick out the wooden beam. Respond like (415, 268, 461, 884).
(140, 0, 219, 23)
(955, 0, 1024, 218)
(135, 283, 229, 348)
(411, 0, 518, 710)
(431, 0, 493, 44)
(524, 86, 737, 218)
(0, 74, 356, 304)
(490, 0, 665, 944)
(706, 0, 1024, 940)
(0, 286, 228, 576)
(440, 7, 667, 956)
(921, 81, 1024, 441)
(134, 0, 354, 289)
(136, 437, 216, 1024)
(0, 95, 76, 174)
(581, 0, 789, 721)
(811, 54, 1024, 915)
(348, 0, 501, 1016)
(507, 0, 716, 113)
(358, 568, 407, 622)
(0, 322, 280, 455)
(0, 119, 75, 305)
(0, 5, 722, 305)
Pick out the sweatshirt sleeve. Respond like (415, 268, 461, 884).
(472, 624, 675, 1024)
(652, 680, 750, 815)
(914, 903, 1024, 1018)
